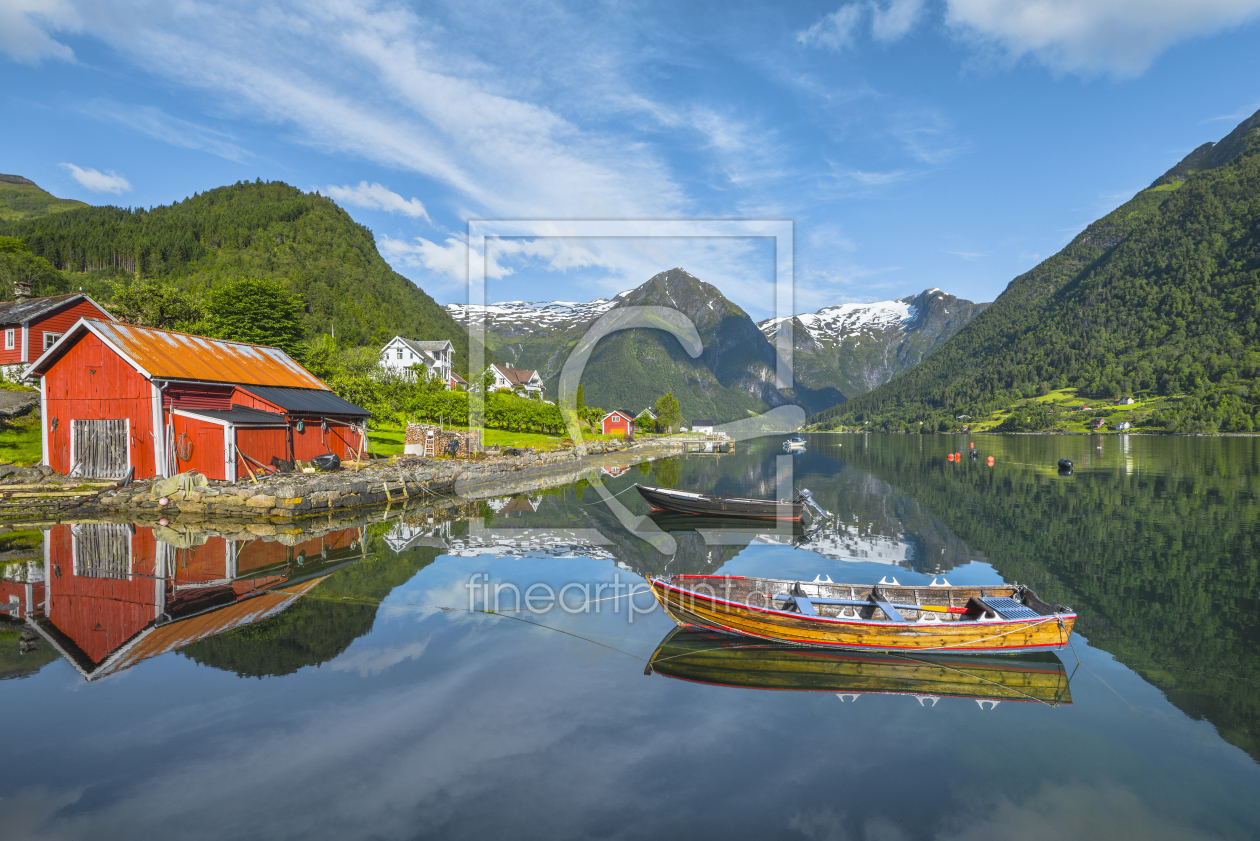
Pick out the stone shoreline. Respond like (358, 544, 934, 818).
(0, 439, 683, 526)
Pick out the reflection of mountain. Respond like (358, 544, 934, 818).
(648, 628, 1072, 706)
(850, 435, 1260, 761)
(24, 523, 368, 680)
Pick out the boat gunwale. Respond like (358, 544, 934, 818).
(636, 484, 799, 508)
(652, 578, 1077, 631)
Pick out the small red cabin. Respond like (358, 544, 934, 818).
(600, 410, 635, 437)
(0, 293, 115, 377)
(25, 318, 370, 480)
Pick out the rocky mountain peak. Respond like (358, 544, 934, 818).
(1150, 106, 1260, 188)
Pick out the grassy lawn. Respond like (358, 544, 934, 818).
(969, 387, 1176, 433)
(0, 414, 42, 465)
(366, 423, 619, 456)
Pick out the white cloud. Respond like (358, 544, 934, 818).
(81, 100, 250, 162)
(59, 163, 131, 194)
(797, 4, 865, 50)
(946, 0, 1260, 78)
(326, 182, 432, 222)
(797, 1, 923, 50)
(0, 0, 79, 64)
(380, 235, 472, 284)
(871, 0, 925, 42)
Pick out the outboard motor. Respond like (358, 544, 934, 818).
(797, 488, 832, 520)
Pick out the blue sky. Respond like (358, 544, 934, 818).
(2, 0, 1259, 320)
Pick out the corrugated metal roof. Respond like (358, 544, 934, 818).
(178, 405, 288, 425)
(239, 385, 370, 416)
(0, 293, 109, 325)
(89, 320, 326, 389)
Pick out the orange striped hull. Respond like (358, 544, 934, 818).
(650, 577, 1075, 655)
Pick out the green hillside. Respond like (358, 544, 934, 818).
(0, 174, 87, 222)
(0, 179, 480, 373)
(812, 108, 1260, 434)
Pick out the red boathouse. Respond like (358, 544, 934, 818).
(25, 318, 370, 480)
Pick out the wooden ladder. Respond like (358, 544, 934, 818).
(424, 429, 436, 457)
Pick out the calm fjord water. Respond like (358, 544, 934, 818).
(2, 434, 1258, 840)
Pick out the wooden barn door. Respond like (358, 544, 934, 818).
(70, 522, 132, 579)
(70, 419, 130, 478)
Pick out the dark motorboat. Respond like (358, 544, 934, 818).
(636, 484, 827, 521)
(645, 627, 1072, 705)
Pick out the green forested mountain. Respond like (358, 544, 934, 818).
(812, 107, 1260, 434)
(0, 174, 87, 222)
(0, 179, 478, 372)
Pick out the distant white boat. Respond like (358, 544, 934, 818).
(784, 436, 806, 450)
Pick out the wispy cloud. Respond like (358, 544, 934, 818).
(946, 0, 1260, 79)
(797, 1, 924, 50)
(797, 4, 865, 50)
(81, 100, 250, 162)
(1202, 100, 1260, 123)
(944, 249, 986, 261)
(326, 182, 432, 222)
(60, 163, 130, 194)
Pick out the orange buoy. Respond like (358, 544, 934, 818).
(955, 452, 961, 460)
(969, 442, 974, 448)
(987, 456, 995, 466)
(947, 453, 955, 461)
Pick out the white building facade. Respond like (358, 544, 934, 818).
(380, 337, 455, 386)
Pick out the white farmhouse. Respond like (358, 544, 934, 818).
(380, 337, 455, 387)
(489, 363, 545, 398)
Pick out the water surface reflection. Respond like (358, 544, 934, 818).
(1, 434, 1257, 840)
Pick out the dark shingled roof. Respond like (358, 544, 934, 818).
(178, 405, 288, 425)
(239, 385, 371, 416)
(0, 293, 100, 325)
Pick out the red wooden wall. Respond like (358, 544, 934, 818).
(30, 299, 111, 360)
(602, 413, 633, 436)
(235, 426, 288, 471)
(171, 414, 226, 480)
(43, 333, 157, 478)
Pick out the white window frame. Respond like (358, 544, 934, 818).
(3, 329, 13, 350)
(43, 332, 62, 351)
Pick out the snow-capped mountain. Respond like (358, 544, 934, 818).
(445, 295, 627, 332)
(758, 289, 989, 398)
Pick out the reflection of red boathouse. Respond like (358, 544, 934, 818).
(25, 524, 364, 679)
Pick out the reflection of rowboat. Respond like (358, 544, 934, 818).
(649, 574, 1076, 654)
(646, 511, 806, 537)
(783, 436, 806, 450)
(646, 627, 1072, 705)
(636, 485, 810, 520)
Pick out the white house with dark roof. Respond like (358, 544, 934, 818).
(489, 363, 544, 397)
(380, 337, 455, 387)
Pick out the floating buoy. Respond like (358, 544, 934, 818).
(1057, 458, 1073, 470)
(969, 442, 974, 448)
(987, 456, 995, 466)
(955, 452, 961, 460)
(969, 449, 978, 459)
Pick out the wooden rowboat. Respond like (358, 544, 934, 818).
(649, 574, 1076, 655)
(646, 627, 1072, 705)
(635, 484, 804, 520)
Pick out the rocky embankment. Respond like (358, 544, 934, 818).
(0, 439, 676, 524)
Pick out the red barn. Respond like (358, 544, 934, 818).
(26, 318, 370, 480)
(600, 410, 635, 437)
(0, 293, 115, 378)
